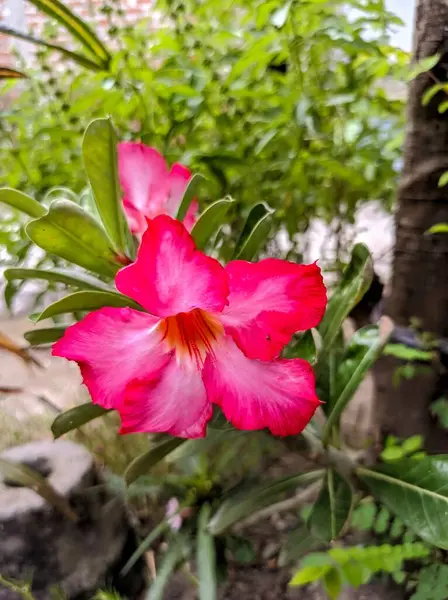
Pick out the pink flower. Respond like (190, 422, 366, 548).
(166, 498, 183, 531)
(118, 142, 198, 236)
(53, 216, 327, 438)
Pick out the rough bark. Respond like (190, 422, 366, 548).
(376, 0, 448, 451)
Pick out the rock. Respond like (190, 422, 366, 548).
(0, 440, 128, 599)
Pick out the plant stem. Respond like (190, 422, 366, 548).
(0, 576, 36, 600)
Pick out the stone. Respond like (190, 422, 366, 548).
(0, 440, 128, 599)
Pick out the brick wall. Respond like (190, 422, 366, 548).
(0, 0, 156, 69)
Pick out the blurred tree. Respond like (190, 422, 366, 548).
(377, 0, 448, 451)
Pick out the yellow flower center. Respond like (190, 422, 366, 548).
(159, 308, 224, 367)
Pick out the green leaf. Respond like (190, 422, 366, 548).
(25, 200, 120, 278)
(0, 66, 27, 79)
(35, 290, 142, 322)
(146, 533, 190, 600)
(83, 118, 133, 257)
(191, 197, 235, 250)
(51, 403, 110, 438)
(341, 562, 366, 587)
(197, 504, 217, 600)
(357, 456, 448, 549)
(124, 437, 186, 485)
(426, 222, 448, 234)
(290, 563, 332, 587)
(0, 25, 104, 71)
(4, 267, 112, 292)
(284, 330, 316, 361)
(421, 84, 443, 106)
(324, 567, 342, 600)
(233, 202, 273, 261)
(318, 243, 373, 353)
(208, 470, 324, 535)
(24, 326, 67, 346)
(278, 521, 321, 567)
(0, 188, 46, 218)
(27, 0, 111, 67)
(383, 343, 434, 362)
(309, 470, 353, 542)
(121, 520, 169, 576)
(322, 317, 394, 444)
(406, 54, 440, 81)
(0, 457, 77, 522)
(176, 173, 204, 222)
(431, 397, 448, 429)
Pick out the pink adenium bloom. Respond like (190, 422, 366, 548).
(53, 216, 327, 438)
(118, 142, 198, 236)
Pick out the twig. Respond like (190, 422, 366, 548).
(235, 481, 322, 530)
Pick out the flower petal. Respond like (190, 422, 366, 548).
(221, 259, 327, 360)
(120, 359, 212, 438)
(166, 164, 199, 231)
(118, 141, 168, 214)
(52, 307, 169, 410)
(115, 215, 229, 317)
(203, 336, 321, 436)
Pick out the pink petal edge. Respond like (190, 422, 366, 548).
(221, 259, 327, 360)
(202, 336, 321, 436)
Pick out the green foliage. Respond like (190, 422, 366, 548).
(411, 564, 448, 600)
(1, 0, 405, 293)
(357, 457, 448, 549)
(380, 435, 425, 462)
(208, 470, 324, 535)
(308, 470, 353, 542)
(290, 543, 430, 597)
(431, 397, 448, 429)
(383, 344, 435, 362)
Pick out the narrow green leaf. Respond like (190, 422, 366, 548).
(197, 504, 217, 600)
(383, 343, 434, 362)
(125, 437, 186, 485)
(0, 66, 27, 78)
(27, 0, 111, 66)
(0, 188, 46, 218)
(0, 25, 104, 71)
(309, 470, 353, 542)
(191, 197, 235, 250)
(426, 222, 448, 234)
(357, 456, 448, 549)
(35, 290, 142, 323)
(278, 521, 321, 567)
(51, 403, 111, 438)
(83, 118, 133, 257)
(0, 457, 77, 521)
(5, 267, 112, 292)
(234, 203, 273, 261)
(146, 533, 190, 600)
(25, 200, 120, 278)
(121, 520, 169, 576)
(24, 326, 67, 346)
(290, 563, 332, 586)
(324, 567, 342, 600)
(318, 243, 373, 353)
(176, 173, 203, 222)
(208, 470, 324, 535)
(322, 317, 394, 444)
(439, 173, 448, 188)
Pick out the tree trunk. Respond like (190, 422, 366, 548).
(376, 0, 448, 452)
